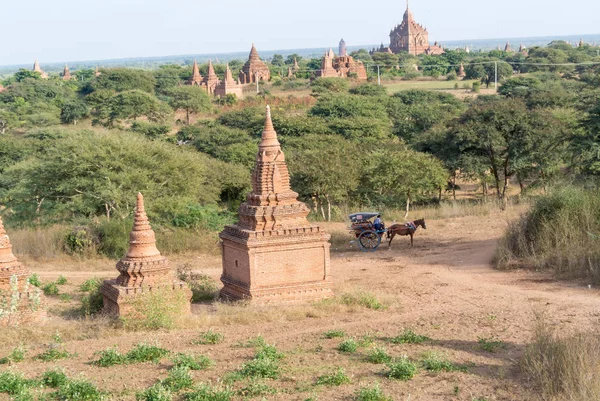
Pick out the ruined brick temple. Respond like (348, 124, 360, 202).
(239, 44, 271, 84)
(375, 4, 444, 56)
(219, 106, 333, 304)
(62, 64, 74, 81)
(214, 63, 244, 99)
(100, 193, 191, 317)
(32, 60, 48, 79)
(317, 47, 368, 80)
(0, 216, 45, 325)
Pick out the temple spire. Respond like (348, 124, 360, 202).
(260, 105, 280, 149)
(124, 193, 161, 260)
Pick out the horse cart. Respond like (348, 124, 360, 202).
(348, 212, 387, 252)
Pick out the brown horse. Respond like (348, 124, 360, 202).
(387, 218, 426, 248)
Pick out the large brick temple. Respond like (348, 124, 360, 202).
(219, 106, 333, 304)
(100, 193, 191, 317)
(239, 44, 271, 84)
(317, 46, 368, 80)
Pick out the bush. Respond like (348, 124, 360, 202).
(311, 78, 349, 93)
(126, 343, 170, 363)
(192, 330, 224, 345)
(95, 218, 131, 259)
(390, 329, 430, 344)
(34, 347, 75, 362)
(0, 346, 27, 364)
(121, 287, 189, 330)
(472, 81, 481, 92)
(27, 274, 41, 287)
(56, 275, 68, 285)
(341, 291, 385, 310)
(177, 264, 219, 302)
(495, 187, 600, 284)
(366, 347, 392, 364)
(237, 380, 277, 397)
(53, 379, 104, 401)
(43, 282, 59, 296)
(93, 347, 127, 367)
(323, 330, 345, 339)
(421, 351, 466, 372)
(42, 370, 69, 388)
(0, 371, 30, 395)
(316, 367, 351, 386)
(184, 384, 234, 401)
(349, 84, 387, 97)
(160, 366, 193, 392)
(80, 278, 104, 316)
(446, 71, 457, 81)
(337, 339, 358, 353)
(64, 226, 96, 255)
(355, 383, 392, 401)
(130, 121, 170, 139)
(172, 353, 213, 370)
(136, 384, 172, 401)
(239, 357, 280, 379)
(386, 357, 418, 380)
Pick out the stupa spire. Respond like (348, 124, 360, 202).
(124, 193, 161, 260)
(260, 105, 280, 149)
(0, 216, 18, 265)
(207, 60, 216, 77)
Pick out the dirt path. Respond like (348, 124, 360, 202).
(4, 212, 599, 401)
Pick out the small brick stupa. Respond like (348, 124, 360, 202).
(214, 63, 244, 99)
(202, 61, 219, 94)
(219, 106, 333, 304)
(0, 216, 45, 326)
(100, 193, 191, 317)
(61, 64, 74, 81)
(188, 60, 203, 86)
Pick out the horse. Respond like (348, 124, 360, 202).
(386, 218, 426, 248)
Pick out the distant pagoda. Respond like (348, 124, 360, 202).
(61, 64, 74, 81)
(32, 60, 48, 79)
(214, 63, 244, 99)
(188, 60, 203, 86)
(239, 44, 271, 84)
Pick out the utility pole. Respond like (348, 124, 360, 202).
(377, 65, 381, 86)
(256, 72, 259, 94)
(494, 61, 498, 91)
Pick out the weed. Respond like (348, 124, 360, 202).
(341, 291, 385, 310)
(56, 276, 68, 285)
(53, 378, 104, 401)
(126, 343, 170, 364)
(42, 283, 59, 296)
(93, 347, 127, 367)
(367, 347, 392, 364)
(122, 288, 188, 330)
(136, 384, 172, 401)
(237, 380, 277, 397)
(386, 357, 418, 381)
(172, 353, 213, 370)
(79, 278, 104, 316)
(323, 329, 345, 339)
(0, 371, 30, 395)
(160, 366, 193, 392)
(184, 384, 234, 401)
(355, 383, 392, 401)
(28, 274, 41, 287)
(59, 294, 72, 302)
(478, 337, 505, 353)
(240, 357, 280, 379)
(177, 265, 219, 302)
(316, 367, 351, 386)
(421, 351, 466, 373)
(41, 370, 68, 388)
(454, 385, 460, 395)
(255, 344, 285, 360)
(35, 347, 75, 362)
(391, 329, 430, 344)
(337, 338, 358, 353)
(80, 278, 102, 292)
(244, 335, 267, 348)
(0, 346, 27, 364)
(192, 330, 224, 345)
(358, 334, 376, 347)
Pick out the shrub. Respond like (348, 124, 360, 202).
(390, 329, 430, 344)
(184, 384, 234, 401)
(80, 279, 103, 317)
(34, 347, 75, 362)
(56, 275, 68, 285)
(171, 353, 213, 370)
(323, 330, 345, 339)
(0, 346, 26, 364)
(478, 337, 505, 353)
(93, 347, 127, 367)
(349, 84, 388, 97)
(386, 357, 418, 380)
(255, 344, 285, 361)
(177, 264, 219, 302)
(237, 380, 277, 397)
(80, 278, 102, 292)
(521, 319, 600, 401)
(310, 78, 349, 93)
(316, 367, 351, 386)
(0, 371, 30, 395)
(136, 384, 172, 401)
(42, 282, 59, 296)
(341, 291, 385, 310)
(446, 71, 457, 81)
(126, 343, 170, 364)
(337, 339, 358, 353)
(160, 366, 193, 392)
(121, 287, 189, 330)
(421, 351, 466, 372)
(27, 274, 41, 287)
(53, 379, 104, 401)
(192, 330, 224, 345)
(130, 121, 170, 140)
(495, 187, 600, 284)
(355, 383, 392, 401)
(42, 370, 69, 388)
(239, 357, 280, 379)
(367, 347, 392, 364)
(64, 226, 96, 255)
(95, 218, 130, 260)
(472, 81, 481, 92)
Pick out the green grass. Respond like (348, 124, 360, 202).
(56, 275, 68, 285)
(341, 291, 386, 310)
(160, 366, 193, 392)
(383, 79, 478, 94)
(386, 357, 418, 381)
(34, 347, 75, 362)
(421, 351, 467, 372)
(237, 380, 277, 397)
(126, 343, 170, 363)
(239, 357, 280, 379)
(41, 370, 68, 388)
(478, 337, 505, 353)
(366, 347, 392, 364)
(184, 384, 234, 401)
(337, 338, 358, 353)
(93, 347, 128, 367)
(136, 384, 172, 401)
(53, 379, 104, 401)
(355, 383, 392, 401)
(390, 329, 430, 344)
(171, 353, 213, 370)
(323, 329, 346, 339)
(0, 346, 27, 364)
(316, 367, 351, 386)
(255, 343, 285, 360)
(42, 282, 59, 296)
(192, 330, 224, 345)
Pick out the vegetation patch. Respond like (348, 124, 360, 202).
(192, 330, 224, 345)
(0, 346, 26, 365)
(136, 384, 172, 401)
(237, 380, 277, 397)
(355, 383, 392, 401)
(53, 378, 104, 401)
(160, 366, 194, 392)
(125, 343, 170, 364)
(386, 357, 418, 381)
(93, 347, 128, 367)
(341, 291, 386, 310)
(171, 353, 213, 370)
(41, 370, 69, 388)
(316, 367, 351, 386)
(478, 337, 505, 353)
(366, 347, 392, 364)
(239, 357, 280, 379)
(323, 329, 345, 339)
(337, 338, 358, 353)
(391, 329, 430, 344)
(421, 351, 467, 372)
(34, 347, 76, 362)
(184, 384, 234, 401)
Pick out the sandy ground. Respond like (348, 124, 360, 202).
(2, 211, 599, 401)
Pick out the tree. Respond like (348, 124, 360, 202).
(418, 55, 448, 77)
(107, 90, 171, 127)
(285, 54, 302, 65)
(60, 101, 88, 125)
(464, 59, 512, 88)
(13, 69, 41, 82)
(572, 96, 600, 175)
(349, 49, 372, 63)
(371, 52, 399, 69)
(0, 109, 19, 134)
(271, 54, 285, 67)
(85, 68, 156, 94)
(154, 65, 189, 94)
(167, 86, 211, 125)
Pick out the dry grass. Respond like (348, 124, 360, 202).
(521, 318, 600, 401)
(10, 225, 71, 260)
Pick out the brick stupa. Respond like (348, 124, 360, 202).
(100, 193, 191, 317)
(215, 63, 244, 99)
(202, 61, 219, 94)
(62, 64, 74, 81)
(189, 60, 203, 86)
(219, 106, 333, 304)
(32, 60, 48, 79)
(0, 215, 45, 326)
(239, 44, 271, 84)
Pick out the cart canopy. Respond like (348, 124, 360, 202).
(348, 212, 380, 223)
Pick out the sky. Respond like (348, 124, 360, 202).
(1, 0, 599, 66)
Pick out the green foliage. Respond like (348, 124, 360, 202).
(13, 69, 42, 82)
(53, 378, 104, 401)
(216, 107, 264, 133)
(93, 347, 128, 367)
(136, 384, 172, 401)
(366, 347, 392, 364)
(60, 101, 88, 125)
(237, 380, 277, 397)
(239, 357, 280, 379)
(386, 357, 418, 380)
(310, 78, 349, 93)
(355, 383, 392, 401)
(0, 346, 27, 364)
(80, 278, 102, 292)
(255, 344, 285, 361)
(42, 369, 68, 388)
(192, 330, 224, 345)
(130, 121, 170, 140)
(0, 371, 31, 395)
(391, 329, 430, 344)
(464, 58, 513, 87)
(126, 343, 170, 363)
(337, 339, 358, 353)
(86, 68, 157, 94)
(349, 84, 387, 97)
(42, 282, 59, 296)
(34, 347, 75, 362)
(172, 204, 236, 231)
(421, 351, 466, 372)
(176, 267, 219, 302)
(56, 275, 67, 285)
(80, 278, 103, 316)
(477, 337, 505, 353)
(27, 274, 41, 287)
(184, 384, 234, 401)
(172, 353, 213, 370)
(160, 366, 193, 392)
(316, 367, 351, 386)
(310, 93, 388, 120)
(323, 329, 345, 339)
(340, 291, 385, 310)
(167, 86, 211, 125)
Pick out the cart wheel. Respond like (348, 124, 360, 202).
(358, 230, 381, 252)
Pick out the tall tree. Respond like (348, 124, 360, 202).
(167, 86, 211, 125)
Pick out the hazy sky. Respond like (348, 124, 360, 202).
(2, 0, 599, 65)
